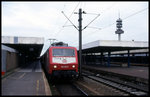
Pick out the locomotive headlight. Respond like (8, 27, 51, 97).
(72, 65, 75, 68)
(54, 65, 57, 68)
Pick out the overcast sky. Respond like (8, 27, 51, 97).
(2, 1, 148, 47)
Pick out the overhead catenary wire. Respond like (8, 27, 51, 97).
(82, 14, 100, 30)
(62, 2, 80, 27)
(82, 3, 116, 33)
(86, 26, 101, 30)
(72, 7, 148, 46)
(62, 11, 78, 30)
(83, 7, 148, 42)
(83, 3, 116, 30)
(123, 7, 148, 20)
(70, 3, 116, 45)
(57, 2, 115, 45)
(53, 2, 80, 38)
(102, 2, 116, 14)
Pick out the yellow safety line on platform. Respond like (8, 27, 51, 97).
(42, 71, 52, 95)
(3, 72, 26, 81)
(18, 73, 26, 79)
(36, 80, 39, 95)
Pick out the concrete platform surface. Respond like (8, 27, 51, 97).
(82, 65, 148, 80)
(2, 60, 51, 96)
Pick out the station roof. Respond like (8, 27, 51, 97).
(2, 36, 44, 59)
(77, 40, 148, 53)
(2, 36, 44, 44)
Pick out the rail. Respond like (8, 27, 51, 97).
(82, 70, 148, 96)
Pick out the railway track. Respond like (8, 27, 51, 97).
(44, 64, 148, 96)
(50, 80, 88, 96)
(82, 70, 148, 96)
(43, 68, 88, 96)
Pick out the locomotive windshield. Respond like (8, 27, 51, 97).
(53, 49, 75, 56)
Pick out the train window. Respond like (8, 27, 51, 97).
(53, 49, 75, 56)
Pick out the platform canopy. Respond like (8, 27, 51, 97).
(77, 40, 148, 53)
(2, 36, 44, 59)
(2, 36, 44, 44)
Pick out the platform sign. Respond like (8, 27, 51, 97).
(14, 37, 18, 44)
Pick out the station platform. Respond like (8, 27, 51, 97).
(82, 65, 148, 84)
(2, 60, 51, 96)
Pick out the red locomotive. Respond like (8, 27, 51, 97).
(41, 42, 79, 78)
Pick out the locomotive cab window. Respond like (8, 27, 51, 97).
(53, 49, 75, 56)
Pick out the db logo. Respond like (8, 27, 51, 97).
(62, 59, 67, 63)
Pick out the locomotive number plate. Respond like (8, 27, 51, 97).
(61, 66, 69, 68)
